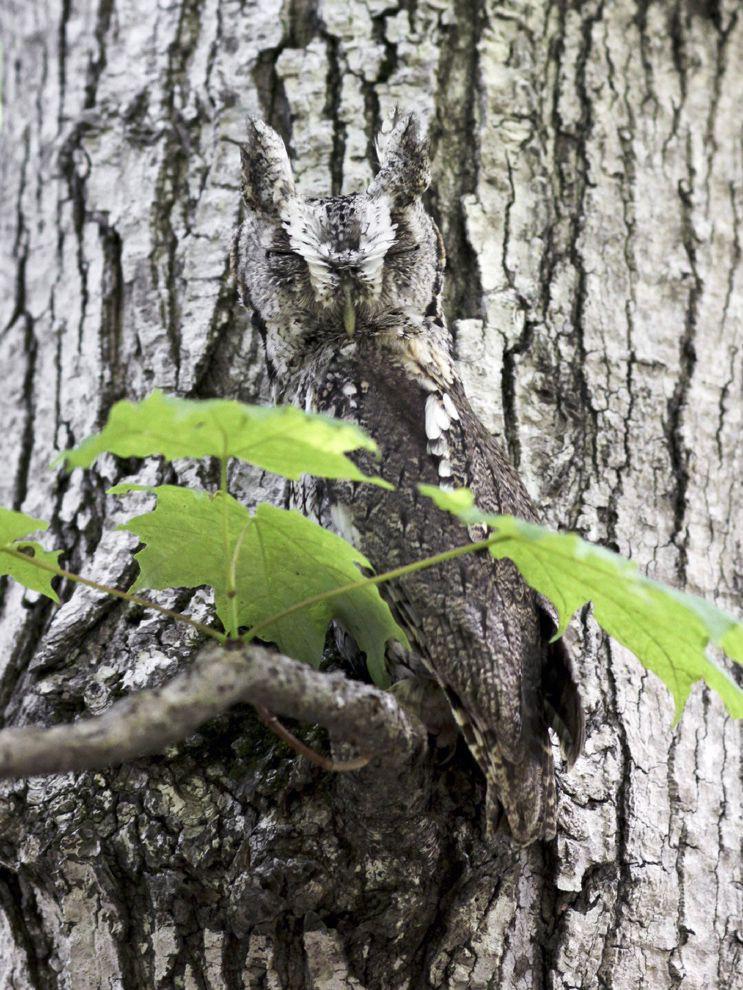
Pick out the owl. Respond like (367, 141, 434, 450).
(231, 112, 584, 845)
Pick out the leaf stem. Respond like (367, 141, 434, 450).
(241, 533, 504, 643)
(2, 528, 506, 665)
(0, 545, 226, 644)
(215, 492, 236, 636)
(226, 520, 251, 637)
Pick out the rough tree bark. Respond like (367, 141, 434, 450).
(0, 0, 740, 987)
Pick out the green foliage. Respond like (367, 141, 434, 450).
(59, 390, 391, 488)
(420, 484, 743, 719)
(0, 508, 61, 602)
(110, 484, 407, 685)
(2, 391, 740, 731)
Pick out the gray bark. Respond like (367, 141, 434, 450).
(0, 0, 741, 987)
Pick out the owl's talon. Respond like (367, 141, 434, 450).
(435, 740, 458, 766)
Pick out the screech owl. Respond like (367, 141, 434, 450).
(231, 112, 584, 845)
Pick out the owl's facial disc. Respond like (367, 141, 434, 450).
(238, 113, 438, 349)
(280, 194, 397, 331)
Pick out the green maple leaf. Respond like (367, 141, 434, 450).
(59, 390, 391, 488)
(0, 508, 61, 602)
(420, 484, 743, 720)
(111, 485, 407, 684)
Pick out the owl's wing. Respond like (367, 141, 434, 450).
(384, 554, 561, 845)
(435, 380, 584, 759)
(300, 337, 584, 845)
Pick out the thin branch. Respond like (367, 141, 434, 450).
(0, 513, 504, 783)
(0, 545, 225, 643)
(0, 643, 425, 781)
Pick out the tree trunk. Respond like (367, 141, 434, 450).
(1, 0, 740, 987)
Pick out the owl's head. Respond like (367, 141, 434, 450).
(233, 113, 443, 371)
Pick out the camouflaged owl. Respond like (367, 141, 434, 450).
(232, 111, 584, 844)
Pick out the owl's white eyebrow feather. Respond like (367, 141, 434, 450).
(282, 201, 327, 264)
(359, 198, 396, 283)
(280, 195, 395, 303)
(281, 199, 335, 290)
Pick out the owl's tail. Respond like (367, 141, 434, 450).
(485, 747, 557, 846)
(443, 685, 557, 845)
(481, 737, 557, 846)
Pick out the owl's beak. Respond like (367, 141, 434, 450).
(342, 282, 356, 336)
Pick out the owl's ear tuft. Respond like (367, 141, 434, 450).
(240, 119, 296, 214)
(368, 111, 431, 207)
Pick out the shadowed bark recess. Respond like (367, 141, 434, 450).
(0, 1, 741, 988)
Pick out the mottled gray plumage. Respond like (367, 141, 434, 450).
(232, 112, 584, 844)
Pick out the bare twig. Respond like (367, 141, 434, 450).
(0, 643, 425, 780)
(254, 704, 371, 772)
